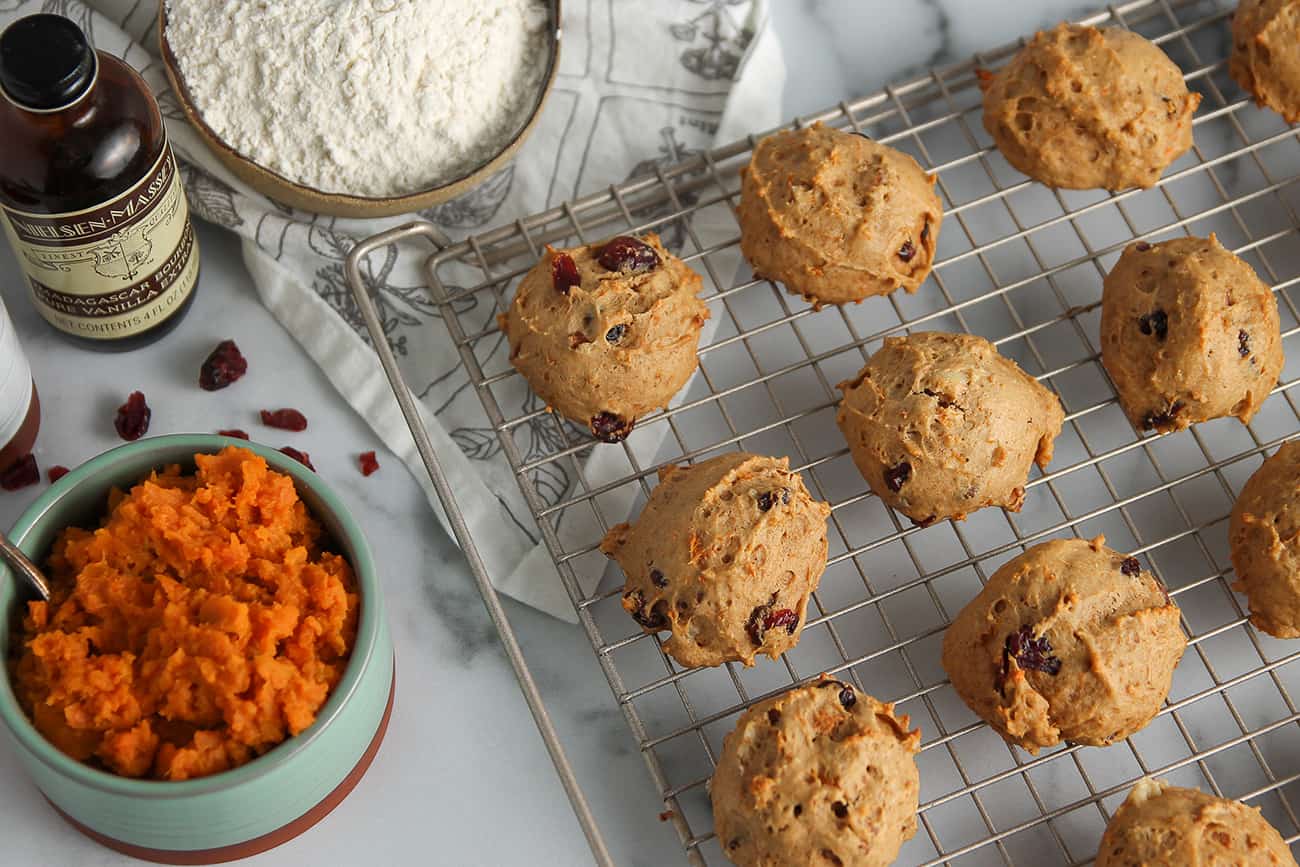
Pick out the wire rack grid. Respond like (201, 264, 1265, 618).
(348, 0, 1300, 863)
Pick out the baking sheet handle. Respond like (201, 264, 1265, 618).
(344, 222, 614, 867)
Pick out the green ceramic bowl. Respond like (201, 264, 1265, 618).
(0, 435, 393, 863)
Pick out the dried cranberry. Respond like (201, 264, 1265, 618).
(745, 604, 771, 645)
(1239, 329, 1250, 358)
(623, 589, 667, 630)
(883, 461, 912, 493)
(1142, 400, 1184, 431)
(767, 708, 781, 724)
(279, 446, 315, 471)
(114, 391, 151, 441)
(551, 252, 581, 294)
(590, 412, 633, 443)
(217, 429, 249, 440)
(763, 608, 799, 635)
(898, 239, 916, 262)
(838, 686, 856, 709)
(1137, 309, 1168, 341)
(199, 339, 248, 391)
(831, 801, 848, 819)
(0, 454, 38, 490)
(261, 408, 308, 431)
(1135, 241, 1152, 252)
(650, 568, 668, 588)
(597, 236, 660, 273)
(46, 465, 69, 484)
(359, 450, 380, 476)
(605, 324, 628, 343)
(1120, 557, 1142, 576)
(1003, 625, 1062, 676)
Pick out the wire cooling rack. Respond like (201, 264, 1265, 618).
(346, 0, 1300, 863)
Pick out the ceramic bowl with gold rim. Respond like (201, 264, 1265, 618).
(0, 434, 393, 864)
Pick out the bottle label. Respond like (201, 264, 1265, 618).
(0, 140, 199, 340)
(0, 297, 33, 446)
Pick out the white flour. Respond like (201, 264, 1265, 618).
(165, 0, 550, 197)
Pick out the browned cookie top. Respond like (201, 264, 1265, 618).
(981, 23, 1200, 190)
(1100, 234, 1283, 434)
(501, 233, 708, 442)
(738, 122, 942, 307)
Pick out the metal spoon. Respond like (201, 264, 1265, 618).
(0, 530, 49, 601)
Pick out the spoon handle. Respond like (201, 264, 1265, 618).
(0, 531, 50, 601)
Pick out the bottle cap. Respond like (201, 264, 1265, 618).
(0, 14, 96, 111)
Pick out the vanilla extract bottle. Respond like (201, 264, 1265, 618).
(0, 13, 199, 350)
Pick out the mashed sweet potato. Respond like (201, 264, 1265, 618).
(9, 446, 358, 781)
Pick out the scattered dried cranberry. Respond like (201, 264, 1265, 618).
(650, 568, 668, 588)
(1120, 556, 1142, 576)
(590, 411, 633, 443)
(1, 454, 38, 490)
(605, 324, 627, 343)
(764, 608, 799, 635)
(838, 686, 856, 709)
(623, 589, 667, 630)
(883, 461, 912, 493)
(115, 391, 151, 441)
(756, 488, 791, 512)
(359, 450, 380, 476)
(46, 465, 69, 484)
(1003, 625, 1062, 676)
(597, 236, 660, 273)
(1142, 400, 1184, 431)
(199, 339, 248, 391)
(551, 252, 581, 294)
(217, 429, 249, 440)
(898, 239, 916, 262)
(1239, 329, 1250, 358)
(1137, 309, 1168, 341)
(279, 446, 315, 471)
(831, 801, 848, 819)
(261, 408, 308, 431)
(745, 604, 771, 645)
(1135, 241, 1152, 252)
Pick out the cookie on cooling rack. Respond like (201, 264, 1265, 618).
(980, 23, 1200, 190)
(737, 122, 942, 308)
(1096, 777, 1299, 867)
(600, 452, 832, 669)
(711, 677, 920, 867)
(500, 232, 708, 443)
(1100, 235, 1283, 435)
(1231, 0, 1300, 124)
(835, 331, 1064, 526)
(941, 537, 1185, 754)
(1230, 440, 1300, 639)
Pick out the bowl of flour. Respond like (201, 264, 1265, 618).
(159, 0, 558, 217)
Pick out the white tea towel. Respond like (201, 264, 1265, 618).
(0, 0, 785, 621)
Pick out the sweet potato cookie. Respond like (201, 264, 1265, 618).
(980, 23, 1200, 190)
(1100, 235, 1283, 434)
(1096, 778, 1298, 866)
(1230, 0, 1300, 123)
(941, 537, 1185, 753)
(737, 122, 942, 307)
(601, 452, 831, 669)
(836, 331, 1064, 525)
(1230, 439, 1300, 638)
(711, 677, 920, 867)
(501, 233, 708, 442)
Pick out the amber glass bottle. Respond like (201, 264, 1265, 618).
(0, 14, 199, 351)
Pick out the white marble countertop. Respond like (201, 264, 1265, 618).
(0, 2, 1126, 865)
